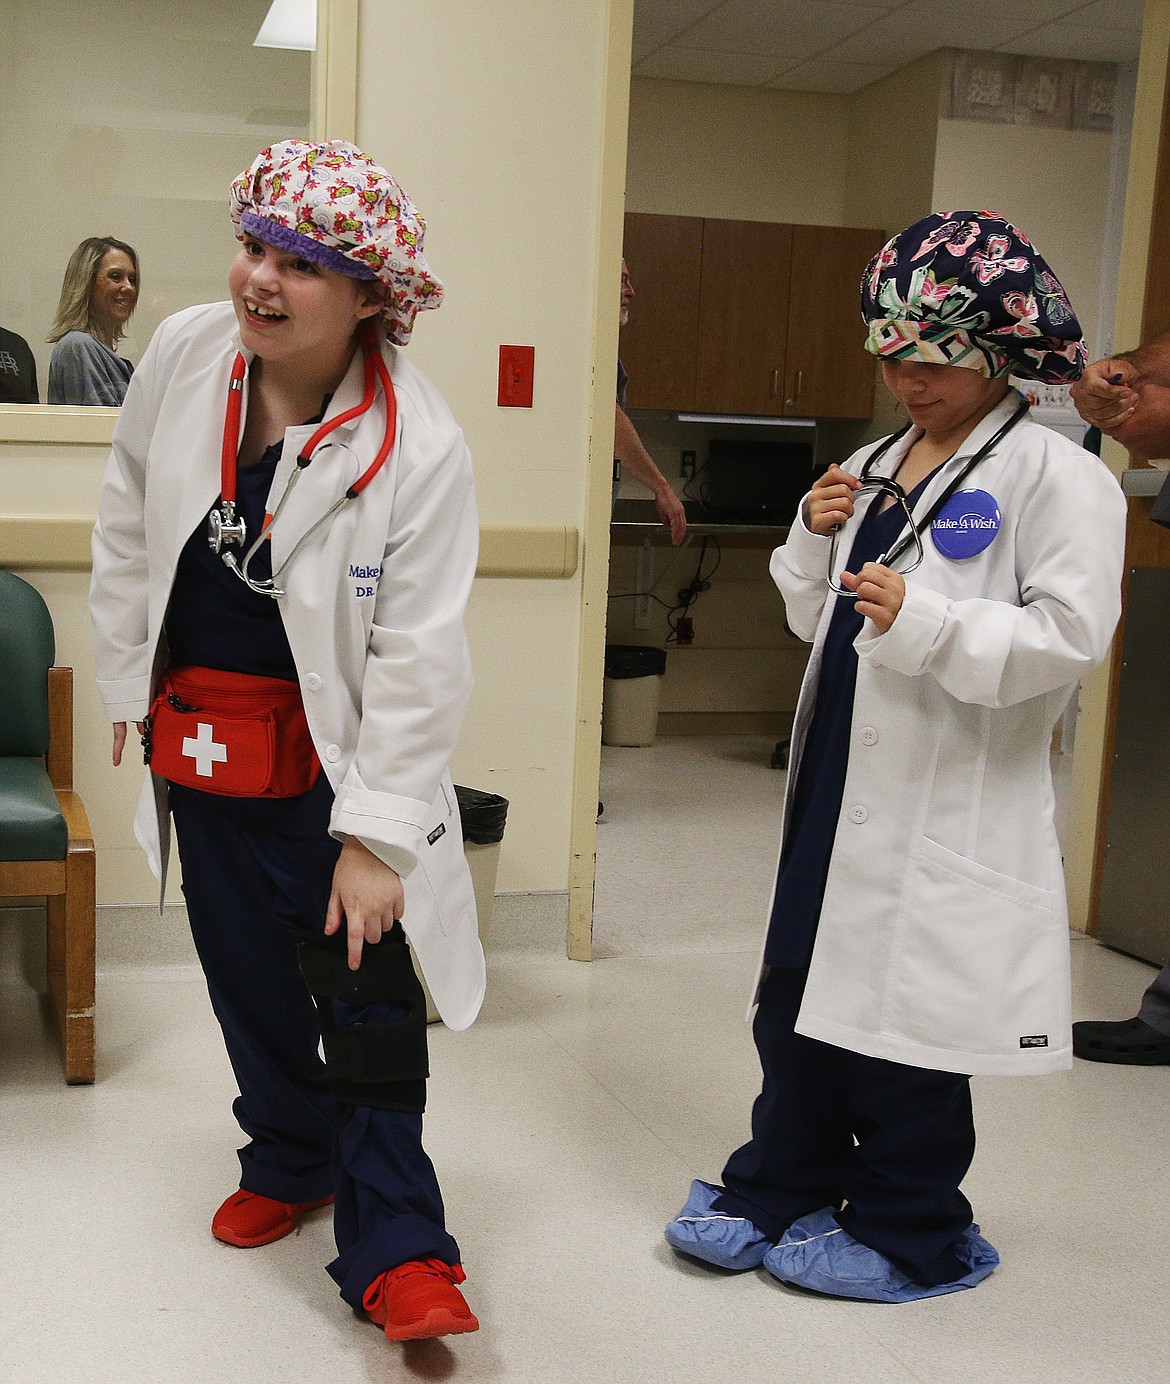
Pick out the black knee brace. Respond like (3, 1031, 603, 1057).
(297, 928, 428, 1114)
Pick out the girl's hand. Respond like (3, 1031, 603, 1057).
(325, 836, 405, 971)
(807, 464, 861, 536)
(112, 721, 144, 766)
(840, 562, 905, 634)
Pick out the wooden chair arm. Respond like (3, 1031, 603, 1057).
(54, 789, 94, 851)
(47, 666, 73, 792)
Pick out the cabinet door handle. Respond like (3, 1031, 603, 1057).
(794, 368, 803, 399)
(770, 368, 779, 398)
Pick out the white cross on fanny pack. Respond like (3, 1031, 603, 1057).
(182, 721, 228, 778)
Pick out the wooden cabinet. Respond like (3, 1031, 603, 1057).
(696, 219, 793, 415)
(618, 214, 703, 412)
(783, 224, 884, 419)
(621, 213, 884, 420)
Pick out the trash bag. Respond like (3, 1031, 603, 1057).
(604, 645, 667, 680)
(454, 785, 509, 845)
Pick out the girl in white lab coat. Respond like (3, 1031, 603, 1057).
(90, 141, 483, 1343)
(665, 211, 1127, 1301)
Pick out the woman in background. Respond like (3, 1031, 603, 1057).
(48, 235, 139, 404)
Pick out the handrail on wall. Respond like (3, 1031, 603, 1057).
(0, 514, 580, 579)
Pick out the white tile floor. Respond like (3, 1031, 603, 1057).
(3, 735, 1169, 1383)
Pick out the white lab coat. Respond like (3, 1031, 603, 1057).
(761, 394, 1126, 1076)
(90, 301, 484, 1030)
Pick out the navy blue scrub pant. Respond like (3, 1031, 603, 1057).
(169, 779, 459, 1309)
(713, 965, 976, 1287)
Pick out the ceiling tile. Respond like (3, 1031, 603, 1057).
(823, 12, 938, 64)
(632, 44, 790, 85)
(1000, 25, 1142, 64)
(630, 0, 1144, 86)
(1066, 0, 1144, 29)
(895, 0, 1085, 49)
(770, 60, 899, 93)
(681, 0, 889, 59)
(902, 0, 1090, 29)
(632, 0, 729, 61)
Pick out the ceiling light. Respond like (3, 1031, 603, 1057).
(254, 0, 317, 51)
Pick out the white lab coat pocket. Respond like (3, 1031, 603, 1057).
(883, 836, 1061, 1057)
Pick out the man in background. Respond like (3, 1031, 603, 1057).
(615, 260, 686, 545)
(1070, 333, 1170, 1064)
(0, 325, 38, 403)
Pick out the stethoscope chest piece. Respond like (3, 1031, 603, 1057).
(207, 500, 247, 555)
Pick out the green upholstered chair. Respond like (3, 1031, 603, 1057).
(0, 571, 95, 1082)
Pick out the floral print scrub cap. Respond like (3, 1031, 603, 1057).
(860, 211, 1085, 383)
(229, 139, 443, 347)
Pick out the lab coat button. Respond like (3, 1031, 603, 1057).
(849, 805, 868, 824)
(304, 673, 323, 692)
(324, 744, 341, 763)
(860, 726, 878, 746)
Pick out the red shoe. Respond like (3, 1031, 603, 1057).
(364, 1259, 480, 1341)
(211, 1189, 333, 1247)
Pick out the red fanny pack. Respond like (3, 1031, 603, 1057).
(146, 665, 322, 798)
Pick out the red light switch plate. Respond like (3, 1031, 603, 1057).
(498, 344, 535, 407)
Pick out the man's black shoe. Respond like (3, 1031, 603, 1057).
(1072, 1015, 1170, 1065)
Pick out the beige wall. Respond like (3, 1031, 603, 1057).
(932, 120, 1113, 357)
(355, 0, 623, 894)
(626, 77, 849, 223)
(844, 51, 948, 238)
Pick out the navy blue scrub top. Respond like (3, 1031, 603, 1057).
(166, 438, 299, 682)
(765, 468, 940, 968)
(164, 418, 333, 832)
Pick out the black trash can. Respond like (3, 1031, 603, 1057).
(602, 644, 667, 746)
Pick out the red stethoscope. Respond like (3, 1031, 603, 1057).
(207, 320, 397, 598)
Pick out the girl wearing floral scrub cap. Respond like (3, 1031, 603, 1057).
(91, 141, 483, 1344)
(664, 211, 1126, 1302)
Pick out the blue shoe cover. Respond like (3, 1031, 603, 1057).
(664, 1179, 772, 1270)
(762, 1207, 1000, 1302)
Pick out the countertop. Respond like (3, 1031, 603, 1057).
(610, 497, 790, 537)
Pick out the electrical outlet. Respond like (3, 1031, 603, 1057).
(680, 450, 696, 479)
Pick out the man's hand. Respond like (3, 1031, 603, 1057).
(840, 562, 905, 634)
(614, 403, 687, 545)
(1071, 357, 1139, 436)
(807, 464, 861, 536)
(655, 485, 687, 545)
(325, 837, 405, 971)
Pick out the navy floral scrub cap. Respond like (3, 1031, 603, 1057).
(861, 211, 1086, 384)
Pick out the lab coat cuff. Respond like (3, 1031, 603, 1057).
(773, 499, 828, 575)
(855, 581, 948, 675)
(330, 789, 429, 878)
(97, 677, 152, 723)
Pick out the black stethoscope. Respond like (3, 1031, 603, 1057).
(827, 396, 1029, 596)
(207, 321, 397, 599)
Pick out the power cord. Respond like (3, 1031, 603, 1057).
(666, 535, 721, 645)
